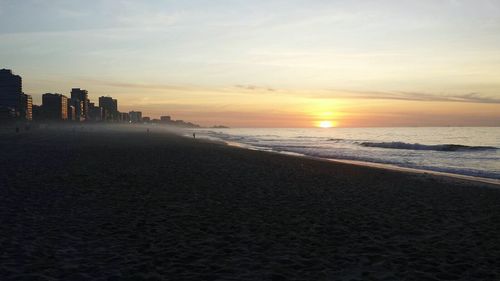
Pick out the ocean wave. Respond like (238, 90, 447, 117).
(359, 141, 498, 152)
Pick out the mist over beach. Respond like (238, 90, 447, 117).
(2, 125, 500, 280)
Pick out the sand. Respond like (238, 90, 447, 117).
(1, 125, 500, 280)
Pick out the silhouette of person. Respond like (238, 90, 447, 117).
(193, 133, 196, 139)
(15, 127, 19, 133)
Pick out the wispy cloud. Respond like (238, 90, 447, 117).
(79, 79, 199, 92)
(80, 78, 500, 105)
(78, 79, 280, 95)
(235, 84, 275, 92)
(318, 90, 500, 104)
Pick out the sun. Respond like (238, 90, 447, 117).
(318, 121, 334, 128)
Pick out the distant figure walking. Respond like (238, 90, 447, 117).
(147, 128, 150, 133)
(193, 133, 196, 139)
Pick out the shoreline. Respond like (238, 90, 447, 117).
(218, 139, 500, 188)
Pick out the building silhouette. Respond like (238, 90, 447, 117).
(19, 93, 33, 121)
(129, 111, 142, 123)
(70, 88, 89, 121)
(0, 69, 32, 120)
(87, 102, 103, 122)
(0, 69, 21, 112)
(69, 99, 83, 121)
(67, 104, 76, 121)
(160, 116, 171, 122)
(42, 93, 68, 120)
(99, 96, 118, 122)
(32, 105, 43, 120)
(119, 112, 130, 122)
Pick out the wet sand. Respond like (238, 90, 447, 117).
(1, 126, 500, 280)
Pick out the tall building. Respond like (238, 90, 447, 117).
(0, 69, 22, 110)
(67, 104, 76, 121)
(87, 102, 103, 122)
(119, 112, 130, 122)
(69, 99, 84, 121)
(19, 93, 32, 121)
(32, 105, 44, 121)
(0, 69, 31, 120)
(42, 93, 68, 120)
(70, 88, 89, 121)
(99, 96, 118, 122)
(129, 111, 142, 123)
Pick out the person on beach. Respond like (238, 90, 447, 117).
(193, 133, 196, 139)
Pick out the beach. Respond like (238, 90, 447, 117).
(1, 125, 500, 280)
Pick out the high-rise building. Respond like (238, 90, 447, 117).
(87, 102, 103, 122)
(19, 93, 32, 121)
(0, 69, 30, 120)
(119, 112, 130, 122)
(67, 105, 76, 121)
(129, 111, 142, 123)
(69, 98, 84, 121)
(0, 69, 22, 110)
(32, 105, 43, 120)
(70, 88, 89, 121)
(160, 116, 171, 122)
(42, 93, 68, 120)
(99, 96, 118, 122)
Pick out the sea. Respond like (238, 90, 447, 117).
(190, 127, 500, 180)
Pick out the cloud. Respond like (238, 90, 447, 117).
(76, 78, 500, 105)
(318, 90, 500, 104)
(235, 85, 275, 92)
(79, 79, 281, 95)
(79, 79, 199, 92)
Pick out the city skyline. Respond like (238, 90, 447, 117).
(1, 68, 202, 127)
(1, 0, 499, 127)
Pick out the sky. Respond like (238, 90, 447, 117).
(0, 0, 499, 127)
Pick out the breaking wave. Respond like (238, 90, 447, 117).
(359, 141, 498, 152)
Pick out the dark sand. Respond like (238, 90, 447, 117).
(1, 126, 500, 280)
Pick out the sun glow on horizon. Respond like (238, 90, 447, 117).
(318, 121, 336, 128)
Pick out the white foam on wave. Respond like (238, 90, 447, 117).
(195, 128, 500, 180)
(359, 141, 497, 152)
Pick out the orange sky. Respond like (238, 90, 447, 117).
(2, 1, 500, 127)
(19, 79, 500, 127)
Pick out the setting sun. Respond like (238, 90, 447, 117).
(318, 121, 334, 128)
